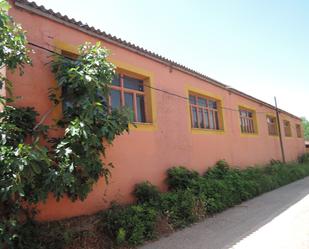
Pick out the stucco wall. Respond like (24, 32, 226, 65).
(8, 5, 305, 221)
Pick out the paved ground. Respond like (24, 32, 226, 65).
(140, 177, 309, 249)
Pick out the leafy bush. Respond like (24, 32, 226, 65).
(204, 160, 230, 179)
(270, 159, 282, 165)
(298, 153, 309, 164)
(133, 181, 161, 207)
(14, 161, 309, 248)
(197, 161, 309, 214)
(0, 218, 72, 249)
(102, 203, 158, 246)
(166, 166, 199, 190)
(159, 190, 203, 228)
(161, 160, 309, 219)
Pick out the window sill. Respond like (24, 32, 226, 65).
(284, 136, 293, 139)
(129, 122, 156, 131)
(191, 128, 225, 135)
(268, 134, 279, 138)
(240, 132, 259, 137)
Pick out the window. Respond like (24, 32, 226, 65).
(110, 73, 146, 123)
(61, 50, 79, 113)
(189, 94, 222, 130)
(267, 115, 278, 136)
(239, 107, 257, 134)
(61, 50, 78, 60)
(60, 51, 152, 124)
(296, 124, 302, 138)
(283, 120, 292, 137)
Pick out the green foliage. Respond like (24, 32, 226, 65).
(0, 141, 51, 203)
(116, 228, 126, 245)
(9, 220, 67, 249)
(0, 105, 51, 248)
(0, 2, 130, 246)
(0, 43, 130, 247)
(302, 117, 309, 140)
(0, 0, 31, 72)
(102, 203, 158, 246)
(0, 212, 73, 249)
(204, 160, 230, 179)
(298, 153, 309, 164)
(269, 159, 282, 165)
(201, 162, 309, 214)
(50, 42, 130, 201)
(159, 190, 203, 228)
(133, 181, 161, 206)
(166, 166, 199, 190)
(0, 0, 31, 100)
(133, 181, 203, 229)
(6, 161, 309, 248)
(164, 160, 309, 217)
(0, 106, 41, 144)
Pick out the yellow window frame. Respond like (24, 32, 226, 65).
(186, 86, 225, 135)
(296, 123, 302, 138)
(238, 105, 259, 137)
(52, 40, 157, 131)
(283, 120, 292, 137)
(266, 114, 279, 137)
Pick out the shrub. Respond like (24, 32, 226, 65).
(166, 166, 199, 190)
(2, 219, 73, 249)
(102, 203, 158, 246)
(241, 166, 274, 194)
(159, 190, 203, 228)
(116, 228, 126, 245)
(18, 162, 309, 248)
(298, 153, 309, 164)
(270, 159, 282, 165)
(204, 160, 230, 179)
(133, 181, 161, 207)
(201, 179, 230, 214)
(93, 162, 309, 247)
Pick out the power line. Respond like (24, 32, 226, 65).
(28, 42, 75, 61)
(28, 41, 274, 115)
(143, 84, 270, 114)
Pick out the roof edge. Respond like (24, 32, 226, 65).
(13, 0, 301, 121)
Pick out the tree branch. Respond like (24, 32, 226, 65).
(33, 104, 58, 131)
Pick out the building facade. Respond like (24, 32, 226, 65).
(5, 0, 305, 221)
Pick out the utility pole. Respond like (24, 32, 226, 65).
(274, 96, 286, 163)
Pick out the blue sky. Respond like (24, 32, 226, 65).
(32, 0, 309, 119)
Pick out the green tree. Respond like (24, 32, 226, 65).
(0, 0, 31, 102)
(49, 43, 130, 201)
(302, 117, 309, 140)
(0, 1, 130, 248)
(0, 1, 44, 247)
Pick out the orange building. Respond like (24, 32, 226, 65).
(4, 0, 305, 221)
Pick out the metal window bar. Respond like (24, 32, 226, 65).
(240, 110, 255, 134)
